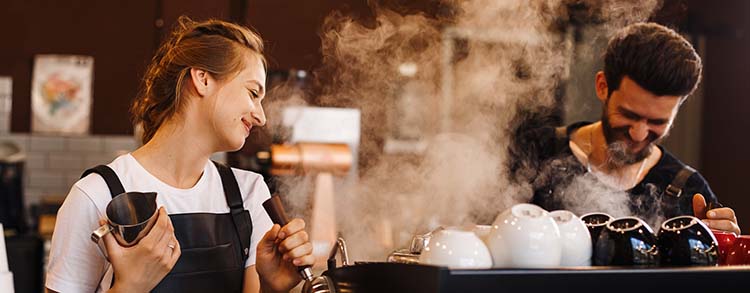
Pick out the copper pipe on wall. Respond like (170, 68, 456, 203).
(268, 143, 352, 176)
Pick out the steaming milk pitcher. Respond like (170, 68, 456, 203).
(90, 191, 158, 258)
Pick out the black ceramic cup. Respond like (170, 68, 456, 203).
(657, 215, 718, 266)
(581, 212, 614, 249)
(593, 216, 660, 266)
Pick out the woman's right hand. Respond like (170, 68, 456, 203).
(102, 207, 181, 292)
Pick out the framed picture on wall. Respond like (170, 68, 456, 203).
(31, 54, 94, 134)
(0, 76, 11, 133)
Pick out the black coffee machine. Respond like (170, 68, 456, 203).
(0, 140, 26, 235)
(0, 140, 43, 293)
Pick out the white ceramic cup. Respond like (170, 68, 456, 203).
(550, 210, 592, 266)
(487, 203, 562, 268)
(419, 228, 493, 269)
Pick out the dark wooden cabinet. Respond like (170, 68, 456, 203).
(0, 0, 158, 134)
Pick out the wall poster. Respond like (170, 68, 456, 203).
(31, 55, 93, 134)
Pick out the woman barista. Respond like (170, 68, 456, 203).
(45, 17, 314, 292)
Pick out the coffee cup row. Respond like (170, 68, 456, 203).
(419, 203, 725, 269)
(585, 213, 718, 267)
(419, 203, 591, 269)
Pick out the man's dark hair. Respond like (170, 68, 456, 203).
(604, 22, 702, 99)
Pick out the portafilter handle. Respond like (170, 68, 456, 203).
(262, 195, 315, 282)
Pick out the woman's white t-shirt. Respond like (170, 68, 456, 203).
(45, 154, 273, 292)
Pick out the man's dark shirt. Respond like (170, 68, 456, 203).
(517, 121, 719, 221)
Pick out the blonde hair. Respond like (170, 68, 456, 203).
(131, 16, 266, 144)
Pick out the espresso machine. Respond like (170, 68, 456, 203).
(0, 141, 26, 235)
(234, 106, 360, 262)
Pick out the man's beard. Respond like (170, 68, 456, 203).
(601, 110, 661, 168)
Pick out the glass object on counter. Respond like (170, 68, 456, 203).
(384, 62, 431, 155)
(387, 229, 433, 264)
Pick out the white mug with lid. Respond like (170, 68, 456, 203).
(550, 210, 592, 266)
(487, 203, 562, 268)
(419, 227, 493, 269)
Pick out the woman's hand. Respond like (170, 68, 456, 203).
(255, 219, 315, 293)
(104, 207, 181, 292)
(693, 193, 741, 234)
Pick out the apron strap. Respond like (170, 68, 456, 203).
(80, 165, 125, 289)
(213, 161, 253, 261)
(664, 165, 696, 198)
(81, 165, 126, 199)
(554, 126, 568, 140)
(553, 126, 570, 154)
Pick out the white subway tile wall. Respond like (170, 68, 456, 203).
(26, 153, 46, 169)
(0, 119, 8, 134)
(5, 134, 29, 151)
(66, 137, 104, 152)
(0, 133, 227, 208)
(29, 136, 66, 152)
(27, 171, 65, 189)
(0, 134, 136, 207)
(102, 136, 137, 153)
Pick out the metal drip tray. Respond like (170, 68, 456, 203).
(323, 262, 749, 293)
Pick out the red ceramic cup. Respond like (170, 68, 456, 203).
(711, 229, 738, 265)
(726, 235, 750, 265)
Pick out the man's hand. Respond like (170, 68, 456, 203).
(255, 219, 314, 293)
(693, 193, 741, 234)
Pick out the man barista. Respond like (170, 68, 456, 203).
(515, 22, 740, 234)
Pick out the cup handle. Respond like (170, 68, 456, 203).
(636, 245, 659, 257)
(694, 244, 718, 255)
(91, 224, 114, 260)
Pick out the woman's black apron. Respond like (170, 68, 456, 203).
(81, 161, 253, 292)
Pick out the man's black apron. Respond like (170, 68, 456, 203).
(81, 161, 253, 292)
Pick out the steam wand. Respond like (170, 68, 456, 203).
(262, 195, 315, 282)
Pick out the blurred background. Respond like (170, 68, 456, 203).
(0, 0, 748, 292)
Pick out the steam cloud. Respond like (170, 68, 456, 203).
(269, 0, 662, 261)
